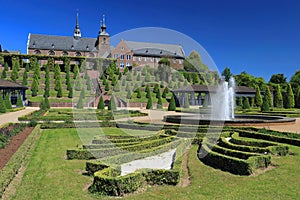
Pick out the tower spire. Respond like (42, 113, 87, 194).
(74, 9, 81, 39)
(99, 14, 109, 36)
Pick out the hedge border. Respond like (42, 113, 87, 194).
(0, 125, 41, 198)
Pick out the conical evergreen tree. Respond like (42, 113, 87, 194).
(295, 86, 300, 108)
(22, 70, 28, 86)
(265, 86, 273, 107)
(68, 87, 73, 98)
(4, 93, 12, 109)
(243, 97, 250, 109)
(0, 93, 6, 113)
(73, 64, 79, 79)
(136, 88, 141, 98)
(184, 94, 189, 108)
(76, 95, 84, 109)
(168, 93, 176, 111)
(157, 97, 163, 109)
(97, 96, 105, 110)
(16, 94, 23, 107)
(1, 69, 6, 79)
(273, 84, 283, 108)
(261, 94, 270, 112)
(146, 95, 153, 109)
(284, 83, 295, 108)
(254, 85, 263, 107)
(31, 78, 39, 97)
(126, 90, 132, 99)
(108, 95, 116, 111)
(162, 87, 169, 98)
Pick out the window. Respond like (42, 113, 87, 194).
(35, 50, 41, 55)
(126, 62, 130, 67)
(48, 50, 55, 55)
(144, 57, 147, 62)
(121, 46, 124, 50)
(120, 54, 124, 60)
(62, 51, 68, 56)
(89, 53, 95, 57)
(126, 54, 131, 60)
(156, 58, 160, 63)
(120, 62, 124, 68)
(138, 57, 141, 61)
(76, 52, 81, 57)
(133, 57, 137, 61)
(114, 54, 118, 59)
(150, 58, 153, 62)
(179, 60, 182, 64)
(173, 59, 176, 63)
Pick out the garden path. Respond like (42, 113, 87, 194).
(0, 107, 39, 126)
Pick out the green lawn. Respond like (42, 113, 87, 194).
(12, 128, 300, 200)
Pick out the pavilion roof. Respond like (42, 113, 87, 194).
(172, 85, 256, 94)
(0, 79, 28, 89)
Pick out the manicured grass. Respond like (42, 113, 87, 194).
(12, 128, 300, 199)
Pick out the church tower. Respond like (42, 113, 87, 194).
(95, 15, 110, 57)
(73, 11, 81, 39)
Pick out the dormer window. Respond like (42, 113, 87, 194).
(51, 43, 55, 48)
(160, 50, 162, 54)
(86, 45, 89, 50)
(33, 42, 36, 48)
(71, 45, 74, 50)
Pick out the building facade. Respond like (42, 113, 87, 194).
(27, 14, 111, 59)
(111, 40, 185, 69)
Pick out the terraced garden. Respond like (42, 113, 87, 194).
(199, 128, 300, 175)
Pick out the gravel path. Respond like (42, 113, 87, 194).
(121, 149, 176, 176)
(253, 118, 300, 133)
(0, 107, 39, 126)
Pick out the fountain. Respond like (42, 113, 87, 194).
(212, 77, 235, 120)
(163, 77, 296, 126)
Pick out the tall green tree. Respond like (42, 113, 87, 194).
(76, 95, 84, 109)
(10, 65, 18, 82)
(243, 97, 250, 109)
(4, 93, 12, 109)
(284, 83, 295, 108)
(168, 93, 176, 111)
(254, 85, 263, 107)
(16, 94, 23, 107)
(68, 87, 73, 98)
(273, 84, 283, 108)
(108, 95, 117, 111)
(157, 97, 163, 109)
(4, 62, 9, 71)
(162, 87, 169, 98)
(290, 70, 300, 94)
(221, 67, 233, 82)
(136, 88, 142, 98)
(22, 70, 28, 86)
(265, 86, 273, 107)
(73, 64, 79, 79)
(146, 95, 153, 109)
(1, 68, 6, 79)
(183, 51, 209, 72)
(0, 93, 6, 113)
(261, 94, 270, 112)
(269, 73, 287, 85)
(126, 90, 132, 99)
(97, 96, 105, 110)
(31, 78, 39, 97)
(295, 86, 300, 108)
(184, 94, 189, 108)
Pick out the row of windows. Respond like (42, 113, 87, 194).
(132, 56, 182, 64)
(34, 50, 95, 57)
(119, 62, 131, 68)
(114, 54, 131, 60)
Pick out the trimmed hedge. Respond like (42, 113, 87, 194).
(91, 134, 166, 144)
(88, 141, 187, 196)
(0, 125, 41, 198)
(40, 121, 116, 129)
(0, 123, 27, 149)
(86, 139, 190, 174)
(230, 132, 289, 156)
(198, 143, 271, 175)
(237, 130, 300, 146)
(89, 167, 145, 196)
(67, 136, 177, 160)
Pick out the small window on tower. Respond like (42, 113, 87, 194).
(103, 38, 106, 44)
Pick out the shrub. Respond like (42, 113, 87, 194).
(168, 93, 176, 111)
(146, 95, 152, 109)
(97, 96, 105, 109)
(108, 95, 116, 111)
(16, 94, 23, 107)
(4, 93, 12, 109)
(0, 94, 6, 113)
(243, 97, 250, 109)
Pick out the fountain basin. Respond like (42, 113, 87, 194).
(163, 114, 296, 126)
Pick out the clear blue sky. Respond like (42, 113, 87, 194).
(1, 0, 300, 81)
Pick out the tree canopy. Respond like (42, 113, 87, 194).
(183, 51, 209, 72)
